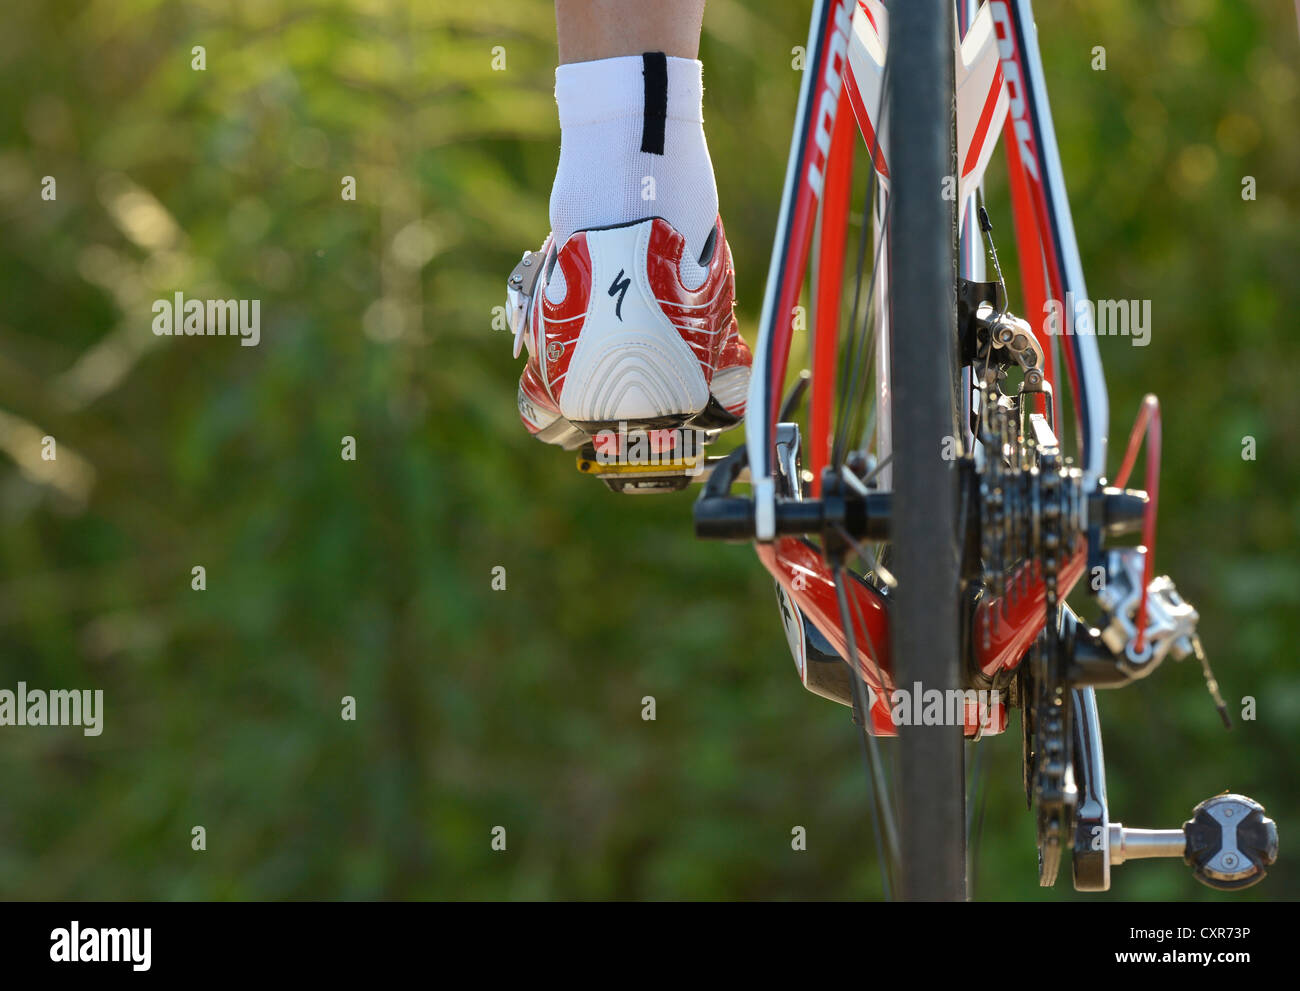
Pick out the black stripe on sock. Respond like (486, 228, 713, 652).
(640, 52, 668, 155)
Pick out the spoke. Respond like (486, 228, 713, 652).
(832, 562, 900, 898)
(840, 564, 901, 865)
(860, 450, 893, 488)
(832, 194, 892, 468)
(833, 520, 892, 592)
(831, 56, 892, 470)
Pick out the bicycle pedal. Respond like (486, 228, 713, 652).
(574, 427, 712, 495)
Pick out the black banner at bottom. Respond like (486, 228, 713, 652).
(0, 900, 1286, 979)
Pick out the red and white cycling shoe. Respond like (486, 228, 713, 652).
(506, 216, 752, 453)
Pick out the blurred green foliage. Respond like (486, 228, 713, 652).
(0, 0, 1296, 900)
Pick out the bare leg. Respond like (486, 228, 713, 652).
(556, 0, 706, 63)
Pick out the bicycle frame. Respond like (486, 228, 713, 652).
(746, 0, 1112, 736)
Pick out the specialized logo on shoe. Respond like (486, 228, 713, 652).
(546, 340, 564, 362)
(608, 269, 631, 321)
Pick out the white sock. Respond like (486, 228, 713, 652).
(549, 54, 719, 273)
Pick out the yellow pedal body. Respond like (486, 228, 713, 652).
(574, 435, 710, 494)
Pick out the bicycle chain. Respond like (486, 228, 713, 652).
(974, 369, 1083, 886)
(1033, 443, 1072, 886)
